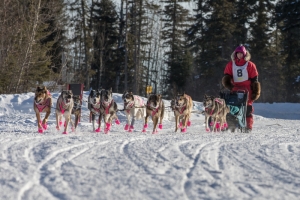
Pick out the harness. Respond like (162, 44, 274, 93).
(124, 96, 144, 113)
(175, 105, 187, 114)
(90, 101, 101, 115)
(102, 99, 114, 114)
(35, 97, 51, 112)
(58, 100, 71, 114)
(147, 101, 160, 116)
(205, 98, 223, 116)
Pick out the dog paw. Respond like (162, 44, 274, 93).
(38, 128, 44, 133)
(42, 123, 48, 130)
(56, 126, 60, 130)
(158, 124, 162, 129)
(71, 127, 75, 132)
(124, 124, 129, 131)
(62, 131, 68, 134)
(152, 130, 158, 134)
(129, 125, 134, 131)
(104, 129, 109, 134)
(205, 128, 210, 132)
(105, 123, 111, 131)
(115, 119, 120, 125)
(143, 124, 148, 129)
(95, 128, 101, 132)
(142, 129, 147, 133)
(187, 121, 191, 126)
(181, 128, 187, 133)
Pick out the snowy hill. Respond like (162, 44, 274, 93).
(0, 91, 300, 200)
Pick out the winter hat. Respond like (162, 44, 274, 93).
(234, 45, 247, 57)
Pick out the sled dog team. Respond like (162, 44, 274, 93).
(34, 86, 210, 134)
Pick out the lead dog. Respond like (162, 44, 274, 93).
(143, 94, 165, 134)
(122, 91, 146, 132)
(203, 94, 229, 132)
(33, 86, 52, 133)
(100, 88, 120, 134)
(173, 93, 193, 133)
(56, 90, 74, 134)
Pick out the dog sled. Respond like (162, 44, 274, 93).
(219, 88, 249, 133)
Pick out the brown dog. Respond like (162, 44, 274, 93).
(173, 93, 193, 133)
(33, 86, 52, 133)
(203, 94, 229, 132)
(143, 94, 165, 134)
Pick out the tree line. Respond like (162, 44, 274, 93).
(0, 0, 299, 102)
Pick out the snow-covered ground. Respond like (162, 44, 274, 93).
(0, 91, 300, 200)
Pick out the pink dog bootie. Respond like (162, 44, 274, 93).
(142, 124, 148, 132)
(178, 122, 182, 128)
(181, 128, 187, 133)
(158, 124, 163, 129)
(129, 125, 134, 132)
(95, 128, 101, 132)
(62, 131, 68, 134)
(105, 123, 111, 131)
(124, 124, 129, 131)
(42, 123, 48, 130)
(115, 119, 120, 125)
(187, 120, 191, 126)
(38, 128, 44, 133)
(152, 129, 158, 134)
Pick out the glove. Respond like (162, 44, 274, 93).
(251, 81, 261, 101)
(222, 75, 233, 90)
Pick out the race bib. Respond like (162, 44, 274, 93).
(232, 62, 248, 82)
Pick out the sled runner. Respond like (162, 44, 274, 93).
(219, 88, 249, 133)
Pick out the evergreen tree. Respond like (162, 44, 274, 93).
(275, 0, 300, 102)
(248, 0, 277, 103)
(161, 0, 192, 98)
(197, 0, 236, 98)
(90, 0, 119, 90)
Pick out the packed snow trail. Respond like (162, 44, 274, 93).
(0, 92, 300, 199)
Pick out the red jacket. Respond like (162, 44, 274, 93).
(224, 55, 258, 105)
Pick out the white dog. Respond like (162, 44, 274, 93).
(122, 91, 146, 132)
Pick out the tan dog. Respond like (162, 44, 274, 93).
(203, 94, 229, 132)
(33, 86, 52, 133)
(143, 94, 165, 134)
(173, 93, 193, 133)
(122, 91, 146, 132)
(56, 90, 74, 134)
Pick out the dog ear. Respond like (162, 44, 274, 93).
(130, 92, 133, 95)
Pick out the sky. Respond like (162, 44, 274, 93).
(0, 91, 300, 200)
